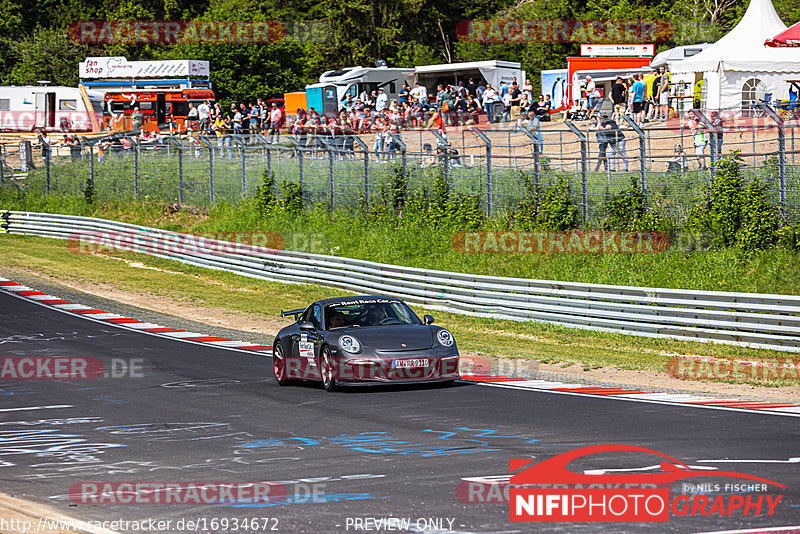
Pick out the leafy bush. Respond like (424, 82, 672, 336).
(514, 173, 579, 231)
(777, 224, 800, 251)
(537, 177, 579, 231)
(280, 180, 303, 216)
(737, 179, 779, 252)
(83, 177, 95, 205)
(687, 152, 779, 251)
(602, 177, 668, 232)
(388, 165, 408, 211)
(254, 170, 276, 216)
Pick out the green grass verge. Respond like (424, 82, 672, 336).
(2, 189, 800, 295)
(19, 150, 800, 221)
(1, 233, 797, 387)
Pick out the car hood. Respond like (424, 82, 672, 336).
(342, 325, 434, 351)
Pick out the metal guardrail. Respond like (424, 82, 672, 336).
(3, 210, 800, 353)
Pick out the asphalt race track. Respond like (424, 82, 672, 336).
(1, 289, 799, 534)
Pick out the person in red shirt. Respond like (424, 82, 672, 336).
(430, 111, 447, 143)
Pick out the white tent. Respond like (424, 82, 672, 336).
(671, 0, 800, 109)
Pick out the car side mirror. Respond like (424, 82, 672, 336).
(299, 321, 316, 331)
(423, 315, 435, 325)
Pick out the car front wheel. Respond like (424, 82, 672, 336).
(320, 346, 337, 392)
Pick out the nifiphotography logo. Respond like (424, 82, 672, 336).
(507, 445, 784, 522)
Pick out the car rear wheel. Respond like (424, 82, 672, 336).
(320, 346, 337, 392)
(272, 341, 290, 386)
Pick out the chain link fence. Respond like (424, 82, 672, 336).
(2, 105, 799, 225)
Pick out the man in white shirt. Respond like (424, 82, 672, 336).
(522, 79, 533, 104)
(197, 100, 210, 132)
(269, 103, 283, 143)
(585, 75, 598, 119)
(482, 84, 498, 123)
(187, 103, 199, 131)
(375, 88, 388, 112)
(410, 82, 427, 105)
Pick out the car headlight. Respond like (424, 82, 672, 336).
(437, 329, 455, 348)
(340, 335, 361, 354)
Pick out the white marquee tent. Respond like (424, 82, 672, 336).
(671, 0, 800, 109)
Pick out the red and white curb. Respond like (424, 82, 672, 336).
(461, 374, 800, 417)
(0, 277, 272, 354)
(3, 276, 800, 417)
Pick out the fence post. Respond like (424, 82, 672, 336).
(266, 143, 272, 177)
(471, 128, 493, 216)
(199, 135, 215, 204)
(45, 143, 51, 194)
(759, 103, 786, 218)
(389, 133, 407, 183)
(431, 130, 451, 186)
(240, 136, 247, 195)
(132, 142, 139, 200)
(691, 110, 715, 183)
(350, 136, 370, 206)
(88, 143, 95, 192)
(178, 142, 184, 204)
(319, 138, 336, 209)
(564, 121, 588, 223)
(518, 124, 542, 187)
(623, 116, 648, 208)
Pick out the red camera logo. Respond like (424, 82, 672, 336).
(508, 445, 784, 522)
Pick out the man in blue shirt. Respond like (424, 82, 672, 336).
(398, 83, 410, 105)
(631, 73, 646, 126)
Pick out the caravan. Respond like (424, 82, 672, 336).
(0, 85, 104, 132)
(306, 66, 412, 113)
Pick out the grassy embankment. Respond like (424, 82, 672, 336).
(1, 190, 799, 387)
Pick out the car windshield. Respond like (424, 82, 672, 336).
(325, 301, 421, 329)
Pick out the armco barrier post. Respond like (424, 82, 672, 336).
(759, 103, 787, 218)
(622, 116, 648, 208)
(564, 121, 588, 223)
(471, 128, 493, 216)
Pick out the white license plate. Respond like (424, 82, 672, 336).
(392, 358, 430, 369)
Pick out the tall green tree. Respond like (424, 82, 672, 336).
(3, 28, 88, 85)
